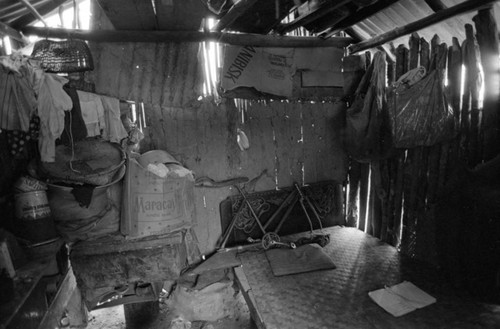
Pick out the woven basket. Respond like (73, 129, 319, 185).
(40, 139, 125, 186)
(31, 39, 94, 73)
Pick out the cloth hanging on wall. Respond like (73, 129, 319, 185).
(0, 64, 37, 132)
(77, 90, 106, 137)
(60, 84, 88, 145)
(388, 66, 457, 148)
(0, 53, 72, 162)
(100, 95, 128, 143)
(345, 52, 393, 162)
(37, 73, 73, 162)
(77, 90, 128, 143)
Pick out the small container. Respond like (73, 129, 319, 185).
(14, 191, 58, 243)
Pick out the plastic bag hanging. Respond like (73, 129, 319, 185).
(237, 128, 250, 151)
(345, 52, 393, 162)
(388, 55, 457, 148)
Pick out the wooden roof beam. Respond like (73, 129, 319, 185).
(18, 0, 48, 27)
(424, 0, 447, 12)
(212, 0, 259, 32)
(21, 26, 355, 48)
(11, 0, 67, 29)
(349, 0, 498, 54)
(0, 20, 26, 43)
(322, 0, 401, 38)
(276, 0, 352, 34)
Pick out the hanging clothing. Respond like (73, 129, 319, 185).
(37, 74, 73, 162)
(6, 116, 40, 157)
(60, 85, 87, 145)
(0, 65, 37, 132)
(100, 95, 128, 143)
(77, 90, 106, 137)
(77, 91, 127, 143)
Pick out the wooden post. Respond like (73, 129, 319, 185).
(473, 8, 500, 161)
(413, 37, 431, 260)
(212, 0, 259, 32)
(447, 37, 463, 170)
(343, 54, 366, 228)
(400, 33, 421, 257)
(358, 163, 370, 232)
(462, 24, 482, 166)
(347, 161, 361, 227)
(391, 44, 409, 247)
(460, 24, 475, 163)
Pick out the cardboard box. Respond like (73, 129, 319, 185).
(121, 158, 195, 238)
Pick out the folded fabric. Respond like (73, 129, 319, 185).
(265, 243, 336, 277)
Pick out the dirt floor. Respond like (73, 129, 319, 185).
(86, 291, 254, 329)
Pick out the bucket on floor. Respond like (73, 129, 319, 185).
(14, 190, 58, 243)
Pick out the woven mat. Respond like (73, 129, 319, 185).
(265, 244, 335, 277)
(237, 226, 500, 329)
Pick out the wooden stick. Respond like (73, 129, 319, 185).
(473, 8, 500, 161)
(462, 24, 482, 166)
(0, 21, 25, 42)
(447, 37, 463, 170)
(357, 164, 369, 233)
(323, 0, 400, 38)
(12, 0, 66, 29)
(391, 45, 409, 247)
(277, 0, 351, 34)
(18, 0, 48, 27)
(460, 25, 473, 162)
(212, 0, 259, 32)
(21, 26, 354, 48)
(424, 0, 447, 12)
(349, 0, 498, 54)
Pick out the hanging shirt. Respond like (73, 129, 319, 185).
(100, 95, 128, 143)
(37, 73, 73, 162)
(0, 65, 37, 132)
(77, 91, 127, 143)
(77, 90, 106, 137)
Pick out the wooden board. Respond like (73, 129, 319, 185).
(154, 0, 208, 31)
(97, 0, 157, 30)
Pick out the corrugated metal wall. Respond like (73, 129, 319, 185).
(90, 42, 203, 107)
(89, 41, 347, 253)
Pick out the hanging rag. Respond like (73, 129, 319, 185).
(345, 52, 393, 162)
(60, 84, 87, 145)
(100, 95, 128, 143)
(0, 65, 37, 132)
(77, 90, 106, 137)
(71, 184, 96, 208)
(37, 74, 73, 162)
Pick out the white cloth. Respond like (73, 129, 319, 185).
(100, 95, 128, 143)
(38, 74, 72, 162)
(77, 90, 127, 143)
(77, 90, 106, 137)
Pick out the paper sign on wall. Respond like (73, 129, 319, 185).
(220, 46, 294, 97)
(220, 46, 344, 96)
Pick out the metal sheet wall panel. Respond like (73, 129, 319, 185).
(90, 41, 203, 107)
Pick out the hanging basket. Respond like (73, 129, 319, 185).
(31, 39, 94, 73)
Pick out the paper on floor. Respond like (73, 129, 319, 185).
(368, 281, 436, 317)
